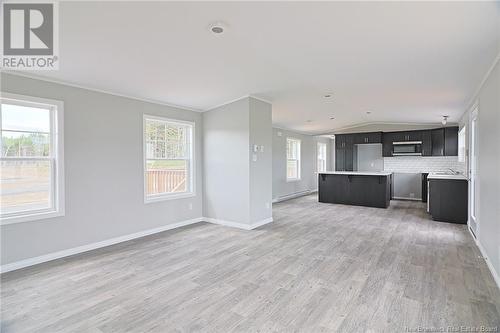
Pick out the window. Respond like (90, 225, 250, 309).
(286, 138, 301, 181)
(317, 142, 327, 172)
(144, 115, 194, 202)
(458, 126, 466, 163)
(0, 93, 64, 224)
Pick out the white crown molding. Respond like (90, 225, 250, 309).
(462, 50, 500, 119)
(1, 71, 203, 113)
(316, 121, 454, 135)
(204, 94, 273, 112)
(249, 94, 273, 105)
(272, 125, 317, 136)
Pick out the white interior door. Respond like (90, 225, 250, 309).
(469, 107, 479, 235)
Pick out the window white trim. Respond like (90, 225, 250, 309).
(143, 114, 195, 203)
(0, 92, 65, 225)
(286, 137, 301, 182)
(317, 142, 327, 173)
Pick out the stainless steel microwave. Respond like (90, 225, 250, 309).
(392, 141, 422, 156)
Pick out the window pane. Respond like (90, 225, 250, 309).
(2, 131, 50, 157)
(1, 103, 50, 132)
(146, 159, 187, 195)
(287, 160, 297, 179)
(0, 160, 52, 215)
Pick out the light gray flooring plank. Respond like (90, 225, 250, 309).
(1, 195, 499, 332)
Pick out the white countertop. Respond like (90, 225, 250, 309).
(428, 173, 468, 180)
(319, 171, 393, 176)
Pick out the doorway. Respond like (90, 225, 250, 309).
(469, 106, 479, 236)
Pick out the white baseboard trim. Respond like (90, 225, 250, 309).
(272, 189, 317, 203)
(0, 217, 203, 274)
(203, 217, 273, 230)
(468, 227, 500, 291)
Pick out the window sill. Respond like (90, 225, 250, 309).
(0, 210, 65, 225)
(145, 192, 195, 204)
(286, 178, 301, 183)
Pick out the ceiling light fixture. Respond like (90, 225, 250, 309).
(330, 116, 335, 120)
(441, 115, 449, 125)
(209, 22, 227, 35)
(366, 111, 372, 115)
(324, 93, 333, 98)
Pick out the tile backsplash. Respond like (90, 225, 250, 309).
(384, 156, 465, 174)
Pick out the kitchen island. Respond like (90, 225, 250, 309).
(318, 171, 393, 208)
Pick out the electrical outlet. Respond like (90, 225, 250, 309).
(265, 202, 270, 209)
(188, 203, 193, 210)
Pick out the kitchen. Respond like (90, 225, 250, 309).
(319, 125, 468, 224)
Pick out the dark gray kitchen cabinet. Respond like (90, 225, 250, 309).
(390, 131, 406, 142)
(335, 134, 353, 149)
(431, 128, 445, 156)
(353, 132, 382, 144)
(335, 134, 354, 171)
(406, 130, 422, 141)
(429, 178, 468, 224)
(335, 148, 345, 171)
(319, 174, 391, 208)
(335, 146, 354, 171)
(444, 127, 459, 156)
(389, 131, 421, 142)
(421, 130, 432, 156)
(382, 132, 395, 157)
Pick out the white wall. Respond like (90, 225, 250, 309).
(272, 128, 332, 201)
(249, 98, 273, 223)
(469, 57, 500, 283)
(1, 73, 203, 266)
(203, 98, 250, 224)
(203, 97, 273, 226)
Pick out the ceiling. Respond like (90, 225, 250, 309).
(21, 1, 500, 134)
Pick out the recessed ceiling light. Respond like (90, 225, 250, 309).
(366, 111, 372, 114)
(209, 22, 227, 34)
(324, 93, 333, 98)
(329, 116, 335, 120)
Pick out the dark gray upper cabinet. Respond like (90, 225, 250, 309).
(444, 127, 459, 156)
(335, 134, 355, 171)
(431, 128, 445, 156)
(388, 130, 421, 142)
(382, 132, 395, 157)
(407, 130, 422, 141)
(337, 126, 458, 170)
(421, 130, 432, 156)
(335, 134, 353, 149)
(353, 132, 382, 144)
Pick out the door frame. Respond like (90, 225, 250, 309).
(468, 103, 479, 236)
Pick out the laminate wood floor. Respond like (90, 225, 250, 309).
(2, 195, 499, 332)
